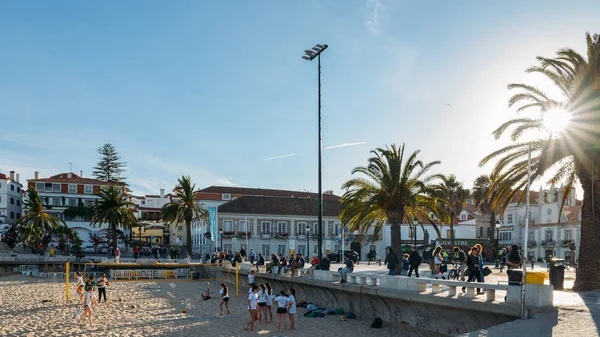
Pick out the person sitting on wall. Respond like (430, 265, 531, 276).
(319, 255, 330, 271)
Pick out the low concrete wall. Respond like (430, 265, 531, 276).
(226, 270, 518, 336)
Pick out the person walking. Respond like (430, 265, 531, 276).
(400, 254, 410, 276)
(408, 245, 421, 278)
(384, 248, 399, 276)
(338, 255, 354, 283)
(219, 283, 230, 315)
(453, 246, 468, 281)
(96, 273, 109, 303)
(433, 246, 446, 279)
(78, 286, 96, 325)
(249, 249, 256, 264)
(462, 246, 484, 294)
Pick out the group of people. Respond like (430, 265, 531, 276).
(132, 246, 183, 260)
(73, 271, 109, 325)
(384, 246, 421, 277)
(246, 271, 296, 332)
(267, 253, 308, 275)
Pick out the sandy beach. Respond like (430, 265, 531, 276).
(0, 274, 445, 337)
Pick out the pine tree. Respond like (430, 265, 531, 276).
(93, 143, 127, 185)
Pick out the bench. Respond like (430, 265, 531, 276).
(347, 274, 379, 286)
(415, 279, 508, 301)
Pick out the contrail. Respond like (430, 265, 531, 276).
(265, 153, 297, 161)
(324, 142, 367, 150)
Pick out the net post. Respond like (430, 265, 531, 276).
(235, 261, 239, 297)
(65, 262, 70, 301)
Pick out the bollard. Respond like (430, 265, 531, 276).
(531, 260, 534, 270)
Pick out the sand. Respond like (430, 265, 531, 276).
(0, 274, 445, 337)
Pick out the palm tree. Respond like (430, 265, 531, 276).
(17, 188, 65, 252)
(340, 144, 445, 268)
(437, 175, 470, 247)
(161, 175, 209, 258)
(480, 32, 600, 291)
(89, 184, 137, 253)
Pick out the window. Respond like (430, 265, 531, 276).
(223, 220, 233, 232)
(500, 232, 512, 241)
(222, 193, 231, 201)
(446, 229, 455, 238)
(53, 198, 61, 206)
(479, 227, 483, 237)
(460, 213, 467, 220)
(84, 185, 93, 194)
(10, 185, 14, 191)
(53, 183, 61, 192)
(16, 200, 20, 206)
(297, 222, 307, 236)
(261, 221, 271, 236)
(148, 200, 153, 205)
(545, 229, 553, 241)
(141, 200, 146, 205)
(312, 222, 319, 235)
(334, 223, 342, 236)
(328, 222, 333, 236)
(10, 197, 14, 205)
(507, 213, 513, 224)
(239, 220, 250, 233)
(10, 212, 14, 219)
(564, 230, 573, 241)
(486, 227, 490, 236)
(68, 198, 77, 207)
(277, 245, 286, 255)
(176, 236, 183, 245)
(16, 187, 20, 193)
(16, 213, 20, 219)
(68, 184, 77, 193)
(262, 245, 270, 257)
(177, 225, 183, 231)
(277, 221, 287, 234)
(297, 245, 306, 255)
(528, 231, 535, 241)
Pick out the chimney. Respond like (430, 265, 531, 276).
(80, 170, 83, 178)
(160, 188, 165, 199)
(34, 171, 40, 179)
(9, 171, 15, 181)
(16, 173, 19, 183)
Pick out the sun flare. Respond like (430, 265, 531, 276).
(543, 109, 570, 133)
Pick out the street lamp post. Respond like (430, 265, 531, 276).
(306, 224, 311, 257)
(219, 227, 223, 252)
(412, 218, 419, 247)
(521, 144, 532, 320)
(302, 43, 328, 261)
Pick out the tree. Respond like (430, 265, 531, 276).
(480, 32, 600, 291)
(17, 188, 65, 252)
(89, 185, 137, 253)
(340, 144, 445, 270)
(161, 176, 209, 258)
(437, 175, 470, 247)
(93, 143, 127, 186)
(53, 225, 82, 254)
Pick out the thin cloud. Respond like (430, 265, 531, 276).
(264, 153, 297, 161)
(324, 142, 367, 150)
(217, 178, 237, 186)
(364, 0, 382, 35)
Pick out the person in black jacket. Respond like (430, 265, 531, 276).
(408, 246, 421, 277)
(384, 248, 399, 275)
(462, 246, 484, 294)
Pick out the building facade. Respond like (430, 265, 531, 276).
(497, 185, 581, 262)
(0, 171, 23, 227)
(26, 171, 110, 242)
(130, 189, 172, 246)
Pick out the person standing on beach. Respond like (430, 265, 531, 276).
(78, 286, 96, 325)
(257, 284, 268, 323)
(245, 285, 259, 331)
(97, 274, 109, 302)
(265, 283, 274, 323)
(287, 288, 297, 330)
(274, 290, 289, 332)
(219, 283, 230, 315)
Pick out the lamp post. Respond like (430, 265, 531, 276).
(306, 224, 311, 257)
(302, 43, 328, 260)
(219, 227, 223, 252)
(412, 218, 419, 247)
(521, 143, 532, 320)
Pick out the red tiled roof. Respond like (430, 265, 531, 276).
(0, 173, 9, 180)
(28, 172, 108, 185)
(199, 186, 340, 199)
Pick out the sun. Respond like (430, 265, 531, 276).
(543, 109, 570, 134)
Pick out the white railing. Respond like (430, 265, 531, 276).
(109, 269, 191, 280)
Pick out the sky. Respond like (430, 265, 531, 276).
(1, 1, 599, 197)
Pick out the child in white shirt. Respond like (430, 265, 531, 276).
(274, 290, 289, 332)
(245, 285, 259, 332)
(287, 288, 297, 330)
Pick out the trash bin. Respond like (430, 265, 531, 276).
(526, 271, 548, 284)
(507, 269, 522, 286)
(192, 271, 201, 280)
(549, 258, 565, 290)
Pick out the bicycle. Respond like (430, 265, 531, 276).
(447, 262, 467, 281)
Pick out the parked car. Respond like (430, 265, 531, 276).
(83, 245, 95, 254)
(327, 250, 359, 263)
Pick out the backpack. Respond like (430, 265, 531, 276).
(346, 312, 356, 319)
(371, 317, 383, 328)
(297, 300, 308, 307)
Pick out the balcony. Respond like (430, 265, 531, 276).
(562, 240, 573, 247)
(222, 231, 235, 238)
(261, 233, 271, 239)
(541, 240, 555, 247)
(527, 241, 537, 248)
(297, 234, 306, 239)
(275, 233, 289, 239)
(236, 232, 252, 239)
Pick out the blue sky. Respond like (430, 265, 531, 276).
(1, 1, 598, 196)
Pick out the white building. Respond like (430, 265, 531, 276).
(25, 171, 110, 242)
(0, 171, 23, 237)
(130, 189, 172, 246)
(497, 185, 581, 262)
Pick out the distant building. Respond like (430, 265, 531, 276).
(497, 185, 581, 262)
(25, 171, 110, 242)
(0, 171, 23, 227)
(130, 189, 172, 246)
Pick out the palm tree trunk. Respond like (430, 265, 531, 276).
(450, 213, 455, 248)
(389, 221, 402, 273)
(488, 211, 497, 259)
(573, 169, 600, 291)
(185, 219, 192, 258)
(111, 222, 118, 254)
